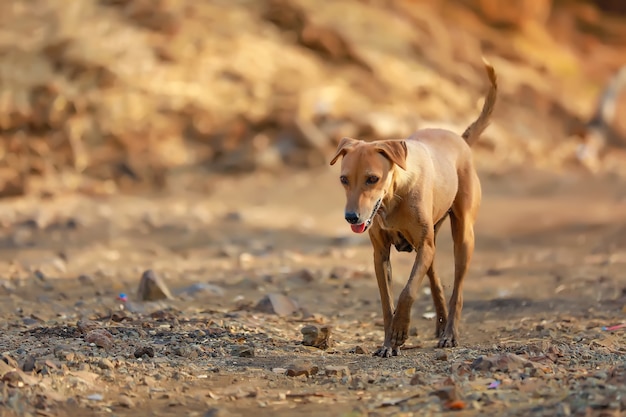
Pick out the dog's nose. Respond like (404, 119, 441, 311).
(344, 212, 360, 224)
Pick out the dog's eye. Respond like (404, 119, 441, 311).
(366, 175, 379, 185)
(340, 176, 348, 185)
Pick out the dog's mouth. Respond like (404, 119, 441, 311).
(350, 198, 382, 234)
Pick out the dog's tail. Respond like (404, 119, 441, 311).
(461, 59, 498, 146)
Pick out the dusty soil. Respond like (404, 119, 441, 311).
(0, 166, 625, 417)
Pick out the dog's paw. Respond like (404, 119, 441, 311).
(373, 345, 400, 358)
(390, 319, 409, 347)
(437, 330, 458, 348)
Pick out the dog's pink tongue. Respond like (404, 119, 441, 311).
(351, 223, 367, 234)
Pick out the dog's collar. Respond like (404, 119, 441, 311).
(364, 198, 383, 229)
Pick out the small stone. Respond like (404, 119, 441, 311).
(77, 274, 95, 285)
(111, 311, 129, 322)
(286, 360, 318, 377)
(2, 354, 18, 369)
(430, 386, 462, 403)
(435, 351, 448, 361)
(2, 371, 25, 388)
(0, 359, 14, 377)
(137, 269, 173, 301)
(134, 346, 155, 358)
(350, 345, 369, 355)
(230, 345, 254, 358)
(118, 394, 135, 408)
(21, 355, 36, 373)
(204, 408, 229, 417)
(86, 393, 104, 401)
(422, 311, 437, 320)
(470, 353, 533, 373)
(54, 344, 75, 361)
(325, 365, 350, 377)
(98, 358, 115, 370)
(85, 329, 114, 350)
(77, 320, 100, 334)
(178, 283, 225, 298)
(301, 325, 332, 349)
(291, 269, 316, 283)
(255, 293, 300, 316)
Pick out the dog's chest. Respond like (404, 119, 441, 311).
(377, 207, 413, 231)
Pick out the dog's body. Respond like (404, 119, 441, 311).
(330, 62, 497, 357)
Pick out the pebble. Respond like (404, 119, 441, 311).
(230, 345, 255, 358)
(255, 293, 300, 316)
(84, 329, 114, 350)
(137, 269, 173, 301)
(21, 355, 36, 373)
(77, 320, 100, 334)
(325, 365, 350, 377)
(301, 324, 332, 349)
(286, 360, 318, 377)
(471, 353, 533, 372)
(134, 346, 155, 358)
(350, 345, 369, 355)
(86, 393, 104, 401)
(98, 358, 115, 370)
(118, 394, 135, 408)
(430, 385, 462, 403)
(436, 351, 448, 361)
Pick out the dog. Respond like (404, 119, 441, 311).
(330, 60, 497, 357)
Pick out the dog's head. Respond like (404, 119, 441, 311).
(330, 137, 407, 233)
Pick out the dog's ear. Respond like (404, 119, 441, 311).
(329, 137, 359, 165)
(376, 140, 407, 170)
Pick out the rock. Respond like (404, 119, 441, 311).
(286, 360, 319, 377)
(325, 365, 350, 377)
(2, 371, 25, 388)
(21, 355, 36, 373)
(254, 293, 300, 316)
(230, 345, 255, 358)
(77, 274, 95, 285)
(301, 324, 332, 349)
(0, 359, 14, 377)
(2, 354, 18, 369)
(85, 329, 114, 350)
(86, 393, 104, 401)
(290, 269, 316, 283)
(134, 346, 155, 358)
(435, 351, 448, 361)
(471, 353, 534, 373)
(118, 394, 135, 408)
(77, 319, 100, 334)
(350, 345, 369, 355)
(54, 344, 76, 361)
(204, 408, 229, 417)
(137, 269, 173, 301)
(178, 283, 225, 298)
(430, 386, 462, 403)
(98, 358, 115, 370)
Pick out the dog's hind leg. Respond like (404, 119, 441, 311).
(438, 173, 481, 348)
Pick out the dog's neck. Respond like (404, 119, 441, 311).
(380, 166, 412, 221)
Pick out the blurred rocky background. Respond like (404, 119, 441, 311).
(1, 0, 625, 198)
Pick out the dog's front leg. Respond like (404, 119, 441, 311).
(389, 227, 435, 351)
(370, 233, 397, 357)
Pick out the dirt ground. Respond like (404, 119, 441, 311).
(0, 165, 625, 417)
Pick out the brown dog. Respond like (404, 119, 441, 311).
(330, 61, 497, 357)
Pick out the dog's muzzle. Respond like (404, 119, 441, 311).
(349, 198, 382, 234)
